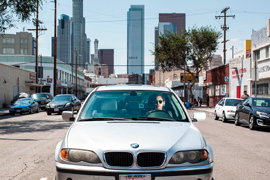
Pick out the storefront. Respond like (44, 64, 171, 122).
(254, 59, 270, 97)
(229, 57, 252, 98)
(204, 64, 229, 107)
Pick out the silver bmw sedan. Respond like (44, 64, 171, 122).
(55, 85, 213, 180)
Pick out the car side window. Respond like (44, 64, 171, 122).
(218, 99, 224, 106)
(243, 99, 249, 105)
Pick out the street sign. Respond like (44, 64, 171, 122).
(47, 78, 52, 83)
(225, 77, 229, 81)
(180, 73, 198, 83)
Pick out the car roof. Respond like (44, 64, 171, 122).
(223, 98, 242, 100)
(18, 98, 31, 100)
(96, 85, 171, 92)
(55, 94, 72, 96)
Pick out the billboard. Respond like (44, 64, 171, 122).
(180, 73, 198, 83)
(245, 40, 251, 58)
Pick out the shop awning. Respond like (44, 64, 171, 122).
(25, 82, 44, 87)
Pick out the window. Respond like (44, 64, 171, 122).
(20, 39, 28, 44)
(3, 48, 15, 54)
(252, 83, 269, 95)
(3, 38, 14, 44)
(254, 50, 260, 60)
(266, 46, 269, 58)
(20, 49, 24, 54)
(24, 49, 28, 54)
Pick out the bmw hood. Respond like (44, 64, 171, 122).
(66, 121, 204, 152)
(253, 107, 270, 114)
(50, 101, 70, 106)
(12, 105, 31, 108)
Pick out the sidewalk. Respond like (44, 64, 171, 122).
(188, 105, 215, 114)
(0, 108, 10, 116)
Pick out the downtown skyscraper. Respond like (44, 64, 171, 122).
(57, 14, 72, 64)
(127, 5, 145, 75)
(72, 0, 87, 68)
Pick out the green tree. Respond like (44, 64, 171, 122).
(0, 0, 43, 33)
(154, 26, 221, 101)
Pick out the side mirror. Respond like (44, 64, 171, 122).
(192, 112, 206, 122)
(62, 111, 75, 121)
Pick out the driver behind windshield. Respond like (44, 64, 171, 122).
(146, 95, 172, 117)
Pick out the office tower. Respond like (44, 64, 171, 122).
(158, 22, 177, 35)
(98, 49, 114, 75)
(72, 0, 87, 68)
(87, 38, 91, 63)
(159, 13, 186, 34)
(90, 54, 94, 64)
(0, 32, 34, 55)
(93, 39, 99, 65)
(57, 14, 72, 64)
(127, 5, 144, 75)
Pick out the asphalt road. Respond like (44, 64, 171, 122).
(0, 110, 269, 180)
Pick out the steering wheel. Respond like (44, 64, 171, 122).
(146, 110, 171, 119)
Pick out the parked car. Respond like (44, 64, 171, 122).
(55, 85, 213, 180)
(10, 92, 30, 105)
(235, 97, 270, 130)
(31, 93, 54, 110)
(214, 98, 243, 122)
(9, 98, 39, 115)
(46, 94, 81, 115)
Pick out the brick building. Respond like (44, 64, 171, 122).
(204, 64, 229, 107)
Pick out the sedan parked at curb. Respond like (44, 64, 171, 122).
(46, 94, 81, 115)
(214, 98, 243, 122)
(55, 85, 214, 180)
(9, 98, 39, 115)
(31, 93, 53, 110)
(235, 97, 270, 130)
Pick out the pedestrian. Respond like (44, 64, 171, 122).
(193, 98, 198, 107)
(198, 97, 202, 107)
(241, 91, 249, 100)
(206, 94, 209, 107)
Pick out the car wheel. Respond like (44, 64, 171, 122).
(214, 111, 219, 120)
(47, 112, 51, 115)
(222, 112, 227, 123)
(10, 112, 15, 116)
(235, 112, 240, 126)
(36, 107, 40, 113)
(249, 115, 256, 130)
(30, 108, 34, 114)
(58, 111, 62, 115)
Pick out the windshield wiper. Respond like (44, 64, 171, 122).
(127, 117, 177, 122)
(79, 117, 124, 121)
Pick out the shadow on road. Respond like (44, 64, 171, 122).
(0, 120, 72, 135)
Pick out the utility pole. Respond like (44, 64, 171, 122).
(215, 7, 235, 64)
(53, 0, 57, 96)
(27, 1, 47, 92)
(75, 50, 78, 97)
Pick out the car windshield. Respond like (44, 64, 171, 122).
(15, 99, 31, 105)
(252, 98, 270, 107)
(225, 99, 242, 106)
(32, 94, 47, 99)
(52, 96, 71, 102)
(79, 90, 188, 122)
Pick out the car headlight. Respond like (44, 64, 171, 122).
(61, 149, 101, 163)
(46, 104, 50, 107)
(65, 103, 71, 107)
(257, 111, 268, 118)
(27, 106, 31, 109)
(169, 150, 208, 164)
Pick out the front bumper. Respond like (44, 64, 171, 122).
(46, 106, 72, 113)
(256, 117, 270, 127)
(55, 162, 213, 180)
(10, 108, 30, 113)
(225, 112, 235, 119)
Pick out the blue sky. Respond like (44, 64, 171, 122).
(6, 0, 270, 74)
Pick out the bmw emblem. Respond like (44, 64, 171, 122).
(131, 143, 139, 148)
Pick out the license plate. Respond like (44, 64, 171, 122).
(119, 174, 151, 180)
(16, 110, 20, 112)
(54, 108, 59, 112)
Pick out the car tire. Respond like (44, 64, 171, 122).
(249, 115, 256, 130)
(235, 112, 240, 126)
(10, 112, 15, 116)
(30, 108, 34, 114)
(222, 112, 227, 123)
(47, 112, 51, 115)
(36, 107, 40, 113)
(214, 111, 219, 120)
(58, 111, 62, 115)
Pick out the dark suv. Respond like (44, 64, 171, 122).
(31, 93, 54, 110)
